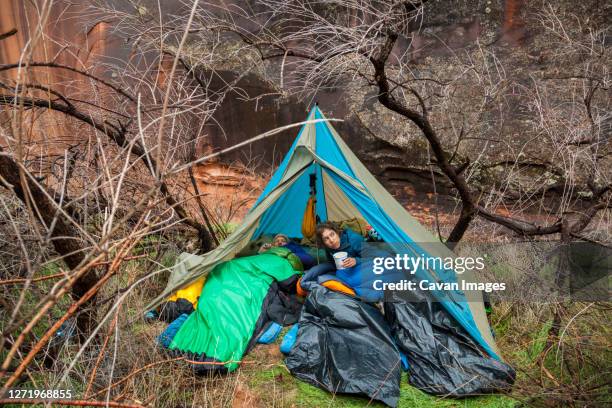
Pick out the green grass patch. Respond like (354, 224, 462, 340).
(527, 318, 553, 361)
(239, 336, 518, 408)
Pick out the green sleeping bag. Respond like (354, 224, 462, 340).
(168, 250, 300, 371)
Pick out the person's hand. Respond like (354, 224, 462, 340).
(342, 257, 357, 268)
(258, 243, 272, 253)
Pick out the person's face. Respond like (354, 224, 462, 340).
(273, 236, 288, 246)
(321, 228, 340, 249)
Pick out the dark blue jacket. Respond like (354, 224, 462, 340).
(326, 228, 365, 264)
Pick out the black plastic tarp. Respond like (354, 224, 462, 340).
(384, 291, 515, 396)
(285, 287, 402, 407)
(286, 287, 515, 407)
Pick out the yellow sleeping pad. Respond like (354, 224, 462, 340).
(167, 277, 206, 308)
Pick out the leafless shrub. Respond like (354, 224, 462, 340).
(0, 0, 240, 399)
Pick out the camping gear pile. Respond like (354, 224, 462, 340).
(148, 106, 515, 406)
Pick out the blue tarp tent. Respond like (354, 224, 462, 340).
(153, 105, 502, 361)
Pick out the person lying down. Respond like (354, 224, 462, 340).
(258, 233, 317, 270)
(297, 222, 403, 302)
(254, 227, 401, 302)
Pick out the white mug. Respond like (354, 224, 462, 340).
(333, 251, 348, 269)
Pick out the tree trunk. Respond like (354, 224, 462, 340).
(0, 150, 97, 336)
